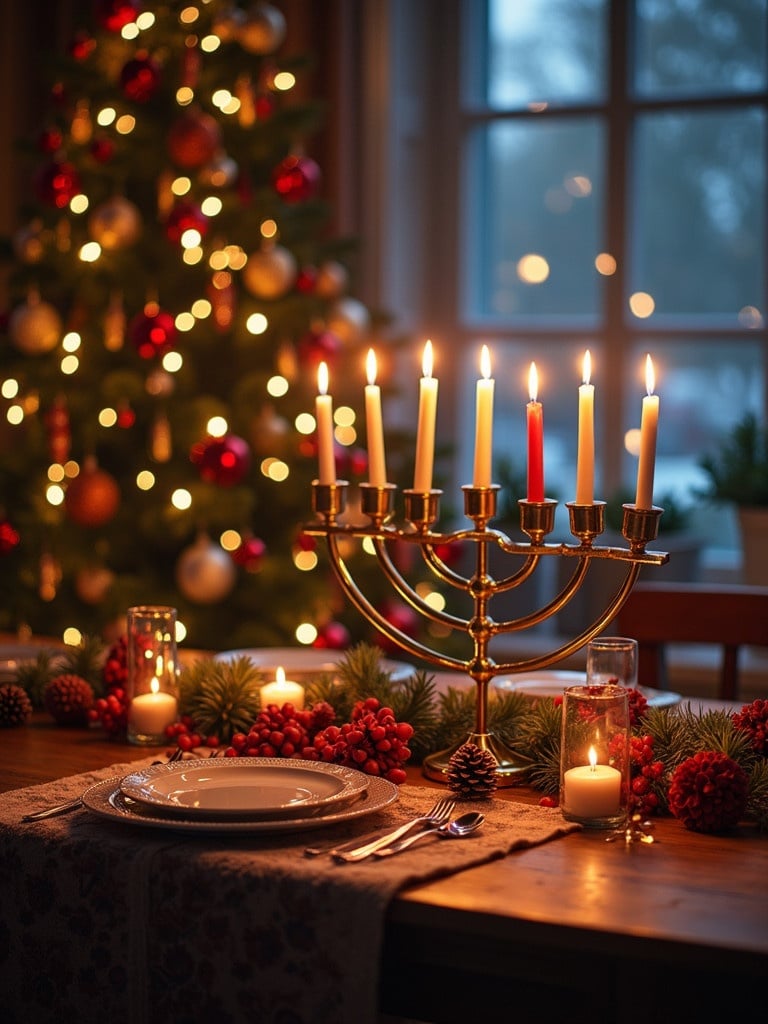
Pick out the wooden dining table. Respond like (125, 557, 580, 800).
(1, 694, 766, 1024)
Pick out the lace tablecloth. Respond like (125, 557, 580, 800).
(0, 759, 578, 1024)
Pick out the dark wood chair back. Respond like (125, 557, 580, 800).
(615, 581, 768, 701)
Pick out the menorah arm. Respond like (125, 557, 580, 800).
(490, 556, 591, 635)
(325, 536, 466, 671)
(372, 539, 468, 631)
(492, 561, 643, 674)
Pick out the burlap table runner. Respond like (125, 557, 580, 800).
(0, 759, 578, 1024)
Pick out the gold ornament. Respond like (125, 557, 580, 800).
(242, 244, 297, 299)
(9, 290, 62, 355)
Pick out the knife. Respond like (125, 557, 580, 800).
(303, 815, 439, 860)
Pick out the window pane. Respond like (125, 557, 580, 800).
(634, 0, 768, 99)
(623, 339, 764, 550)
(480, 0, 608, 108)
(464, 118, 606, 320)
(630, 107, 766, 319)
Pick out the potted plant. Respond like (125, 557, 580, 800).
(698, 412, 768, 585)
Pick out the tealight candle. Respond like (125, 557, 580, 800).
(128, 677, 178, 739)
(563, 747, 622, 819)
(260, 666, 305, 710)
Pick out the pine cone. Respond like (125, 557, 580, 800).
(43, 673, 94, 726)
(447, 742, 498, 799)
(0, 683, 33, 727)
(668, 750, 748, 833)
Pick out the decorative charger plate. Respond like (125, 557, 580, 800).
(214, 646, 413, 682)
(493, 669, 681, 707)
(82, 772, 399, 834)
(119, 757, 369, 820)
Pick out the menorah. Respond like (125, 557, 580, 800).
(308, 480, 668, 786)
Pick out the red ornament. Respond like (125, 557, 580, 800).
(34, 159, 81, 208)
(129, 306, 177, 359)
(191, 434, 251, 487)
(295, 265, 317, 293)
(165, 201, 208, 244)
(313, 621, 351, 651)
(96, 0, 141, 32)
(116, 402, 136, 428)
(255, 93, 277, 120)
(272, 154, 321, 203)
(373, 600, 420, 654)
(65, 463, 120, 527)
(69, 32, 97, 61)
(38, 128, 63, 153)
(120, 54, 161, 103)
(232, 536, 267, 570)
(296, 328, 341, 371)
(432, 542, 463, 567)
(167, 110, 222, 169)
(0, 521, 20, 554)
(90, 136, 116, 163)
(45, 396, 71, 462)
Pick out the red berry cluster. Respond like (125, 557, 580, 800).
(166, 716, 221, 751)
(732, 698, 768, 757)
(626, 688, 649, 728)
(224, 701, 336, 759)
(89, 637, 130, 736)
(303, 697, 414, 784)
(668, 750, 748, 833)
(102, 636, 128, 689)
(609, 732, 665, 817)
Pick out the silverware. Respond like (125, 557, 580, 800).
(21, 746, 186, 822)
(314, 797, 457, 862)
(372, 809, 485, 857)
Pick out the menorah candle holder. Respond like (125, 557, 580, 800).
(308, 480, 667, 786)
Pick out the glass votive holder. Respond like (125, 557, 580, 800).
(559, 684, 630, 829)
(126, 605, 179, 745)
(587, 635, 638, 689)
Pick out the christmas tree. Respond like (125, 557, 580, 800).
(0, 0, 418, 652)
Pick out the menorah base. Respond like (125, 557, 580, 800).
(422, 731, 531, 787)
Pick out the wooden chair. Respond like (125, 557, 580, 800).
(615, 581, 768, 701)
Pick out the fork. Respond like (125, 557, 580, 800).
(327, 797, 457, 862)
(21, 745, 186, 822)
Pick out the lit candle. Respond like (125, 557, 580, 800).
(472, 345, 494, 488)
(635, 354, 659, 509)
(128, 677, 178, 738)
(526, 362, 545, 502)
(260, 666, 305, 710)
(563, 746, 622, 819)
(365, 348, 387, 486)
(576, 350, 595, 505)
(413, 340, 438, 492)
(315, 361, 336, 485)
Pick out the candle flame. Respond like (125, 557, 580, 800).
(588, 745, 597, 770)
(528, 361, 539, 402)
(480, 344, 491, 381)
(150, 676, 159, 695)
(366, 348, 377, 386)
(582, 349, 591, 386)
(422, 339, 433, 379)
(318, 361, 329, 396)
(275, 666, 285, 684)
(645, 353, 655, 396)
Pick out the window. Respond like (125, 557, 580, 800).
(372, 0, 768, 574)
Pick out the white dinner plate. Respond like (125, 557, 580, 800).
(493, 669, 681, 707)
(119, 757, 370, 820)
(82, 772, 399, 834)
(0, 642, 64, 681)
(214, 646, 413, 683)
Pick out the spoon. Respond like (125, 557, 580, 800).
(373, 810, 485, 857)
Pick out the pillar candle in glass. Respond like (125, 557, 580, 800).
(559, 684, 630, 828)
(126, 605, 179, 745)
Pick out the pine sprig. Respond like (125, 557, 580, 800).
(746, 758, 768, 831)
(59, 634, 107, 694)
(178, 656, 264, 741)
(14, 650, 65, 708)
(514, 697, 563, 794)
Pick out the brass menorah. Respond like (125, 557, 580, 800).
(308, 480, 668, 786)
